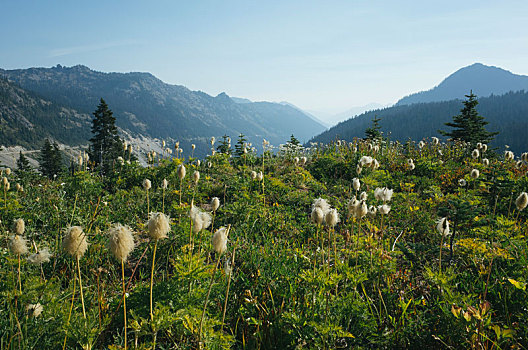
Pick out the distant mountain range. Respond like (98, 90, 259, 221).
(310, 63, 528, 154)
(0, 65, 326, 156)
(396, 63, 528, 105)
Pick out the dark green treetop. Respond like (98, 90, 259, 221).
(88, 98, 123, 175)
(439, 92, 498, 146)
(39, 139, 63, 179)
(364, 116, 382, 140)
(217, 135, 232, 155)
(234, 133, 248, 158)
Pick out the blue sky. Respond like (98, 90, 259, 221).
(2, 0, 528, 116)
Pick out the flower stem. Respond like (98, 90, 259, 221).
(76, 256, 86, 318)
(150, 240, 158, 322)
(199, 254, 221, 344)
(122, 260, 127, 350)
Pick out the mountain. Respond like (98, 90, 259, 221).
(397, 63, 528, 106)
(324, 103, 386, 126)
(0, 77, 91, 148)
(310, 90, 528, 155)
(278, 101, 330, 128)
(0, 65, 326, 155)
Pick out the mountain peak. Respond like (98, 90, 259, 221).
(396, 63, 528, 106)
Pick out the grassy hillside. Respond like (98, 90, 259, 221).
(1, 137, 527, 348)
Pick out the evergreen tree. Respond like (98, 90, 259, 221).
(288, 134, 300, 146)
(16, 151, 33, 173)
(364, 116, 382, 140)
(39, 139, 63, 179)
(88, 98, 123, 175)
(439, 92, 498, 146)
(234, 133, 248, 158)
(216, 135, 232, 154)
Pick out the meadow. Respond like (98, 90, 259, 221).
(1, 137, 527, 349)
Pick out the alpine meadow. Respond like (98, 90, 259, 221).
(2, 2, 528, 349)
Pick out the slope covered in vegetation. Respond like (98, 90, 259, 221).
(1, 137, 527, 349)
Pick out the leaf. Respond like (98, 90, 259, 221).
(508, 278, 526, 290)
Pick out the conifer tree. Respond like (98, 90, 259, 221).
(234, 133, 248, 158)
(439, 92, 498, 146)
(216, 135, 232, 155)
(16, 151, 33, 173)
(39, 139, 63, 179)
(364, 116, 382, 140)
(88, 98, 123, 175)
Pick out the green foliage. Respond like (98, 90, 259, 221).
(440, 92, 498, 146)
(38, 138, 64, 179)
(1, 137, 528, 348)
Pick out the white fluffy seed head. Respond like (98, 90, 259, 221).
(250, 171, 257, 180)
(470, 169, 480, 179)
(378, 204, 391, 215)
(13, 218, 25, 235)
(177, 164, 186, 180)
(63, 226, 88, 259)
(311, 207, 324, 225)
(28, 248, 52, 264)
(368, 205, 377, 218)
(211, 197, 220, 211)
(212, 226, 229, 254)
(142, 179, 151, 191)
(108, 224, 135, 262)
(359, 191, 367, 201)
(458, 179, 467, 187)
(2, 176, 8, 186)
(9, 235, 28, 255)
(256, 171, 263, 181)
(293, 157, 299, 165)
(192, 171, 200, 184)
(190, 205, 212, 233)
(436, 217, 451, 236)
(477, 142, 483, 149)
(26, 303, 43, 317)
(147, 212, 171, 240)
(347, 198, 359, 218)
(505, 151, 514, 161)
(162, 178, 168, 189)
(472, 149, 480, 159)
(522, 153, 528, 162)
(516, 192, 528, 211)
(192, 144, 196, 150)
(418, 141, 425, 149)
(325, 208, 340, 228)
(482, 158, 489, 166)
(352, 178, 360, 191)
(432, 137, 439, 145)
(300, 157, 307, 165)
(359, 156, 373, 167)
(312, 198, 331, 215)
(356, 201, 368, 219)
(5, 168, 11, 176)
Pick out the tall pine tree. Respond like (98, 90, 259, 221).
(439, 92, 498, 146)
(88, 98, 123, 175)
(39, 139, 63, 179)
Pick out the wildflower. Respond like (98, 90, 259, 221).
(472, 149, 480, 159)
(347, 198, 359, 218)
(107, 224, 135, 262)
(352, 178, 360, 191)
(359, 156, 373, 167)
(368, 205, 377, 217)
(312, 198, 331, 215)
(192, 171, 200, 185)
(371, 159, 380, 170)
(482, 158, 489, 166)
(311, 207, 325, 225)
(436, 218, 451, 236)
(177, 164, 186, 180)
(477, 142, 483, 149)
(378, 204, 391, 215)
(409, 162, 415, 170)
(196, 160, 201, 167)
(142, 179, 152, 191)
(211, 197, 220, 211)
(325, 208, 340, 228)
(505, 151, 514, 161)
(522, 153, 528, 162)
(470, 169, 479, 179)
(5, 168, 11, 176)
(481, 144, 487, 152)
(28, 248, 52, 264)
(210, 137, 215, 146)
(432, 137, 439, 145)
(212, 227, 229, 254)
(356, 164, 362, 174)
(293, 157, 299, 165)
(250, 171, 257, 180)
(458, 179, 467, 187)
(117, 156, 124, 165)
(300, 157, 307, 165)
(256, 171, 263, 181)
(26, 303, 43, 317)
(359, 191, 367, 201)
(375, 187, 393, 202)
(190, 205, 212, 233)
(192, 144, 196, 150)
(9, 235, 28, 255)
(407, 158, 414, 166)
(418, 141, 425, 149)
(63, 226, 88, 259)
(147, 212, 170, 240)
(517, 160, 524, 169)
(13, 218, 25, 235)
(208, 161, 212, 168)
(162, 178, 168, 189)
(516, 192, 528, 211)
(356, 200, 368, 219)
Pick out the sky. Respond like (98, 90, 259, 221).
(2, 0, 528, 118)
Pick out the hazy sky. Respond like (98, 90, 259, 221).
(2, 0, 528, 115)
